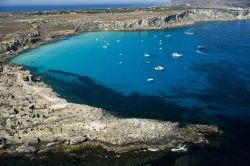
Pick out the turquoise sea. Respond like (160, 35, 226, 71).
(8, 21, 250, 165)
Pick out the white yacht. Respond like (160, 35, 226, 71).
(154, 66, 165, 71)
(197, 45, 205, 49)
(147, 78, 154, 82)
(172, 52, 183, 58)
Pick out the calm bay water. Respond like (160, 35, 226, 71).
(9, 21, 250, 166)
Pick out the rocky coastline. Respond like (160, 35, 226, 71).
(0, 7, 249, 158)
(1, 7, 250, 64)
(0, 65, 219, 156)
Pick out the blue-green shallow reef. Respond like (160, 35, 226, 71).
(8, 20, 250, 166)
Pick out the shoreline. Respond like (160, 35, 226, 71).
(0, 65, 219, 157)
(0, 7, 249, 157)
(1, 7, 250, 64)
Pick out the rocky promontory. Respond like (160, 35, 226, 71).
(0, 65, 219, 156)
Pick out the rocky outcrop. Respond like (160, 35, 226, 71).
(98, 8, 250, 30)
(0, 65, 219, 156)
(171, 0, 250, 8)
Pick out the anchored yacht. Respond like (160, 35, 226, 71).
(154, 66, 165, 71)
(172, 52, 183, 58)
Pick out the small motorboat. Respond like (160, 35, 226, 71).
(171, 145, 188, 153)
(148, 147, 159, 151)
(172, 52, 183, 58)
(147, 78, 154, 82)
(197, 45, 205, 49)
(119, 61, 123, 64)
(119, 53, 123, 56)
(145, 61, 151, 64)
(185, 32, 194, 35)
(102, 45, 108, 49)
(159, 47, 163, 50)
(154, 66, 165, 71)
(166, 34, 171, 37)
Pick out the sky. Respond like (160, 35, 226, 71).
(0, 0, 169, 6)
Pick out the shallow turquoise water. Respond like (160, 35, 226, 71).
(12, 21, 250, 118)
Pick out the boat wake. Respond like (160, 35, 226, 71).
(196, 50, 210, 55)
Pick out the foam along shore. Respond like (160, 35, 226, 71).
(0, 65, 219, 156)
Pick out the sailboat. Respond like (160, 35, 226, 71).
(144, 48, 150, 57)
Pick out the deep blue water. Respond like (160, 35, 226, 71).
(0, 3, 165, 13)
(10, 21, 250, 166)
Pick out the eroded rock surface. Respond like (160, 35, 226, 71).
(0, 65, 219, 155)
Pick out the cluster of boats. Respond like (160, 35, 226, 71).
(97, 31, 206, 83)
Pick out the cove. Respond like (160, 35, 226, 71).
(9, 20, 250, 166)
(11, 20, 250, 120)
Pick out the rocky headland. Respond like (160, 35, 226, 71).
(0, 7, 249, 157)
(0, 65, 219, 156)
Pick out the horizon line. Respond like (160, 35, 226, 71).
(0, 2, 169, 7)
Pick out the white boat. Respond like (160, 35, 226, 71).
(119, 53, 123, 56)
(185, 32, 194, 35)
(172, 52, 183, 58)
(144, 54, 150, 57)
(154, 66, 165, 71)
(147, 78, 154, 82)
(145, 61, 151, 64)
(171, 145, 188, 152)
(102, 45, 108, 49)
(148, 147, 159, 151)
(197, 45, 205, 49)
(119, 61, 123, 64)
(159, 47, 163, 50)
(166, 34, 171, 37)
(117, 40, 120, 43)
